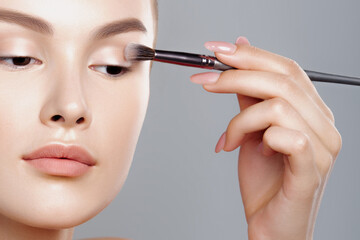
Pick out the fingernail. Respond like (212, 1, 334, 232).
(190, 72, 220, 85)
(204, 41, 237, 55)
(256, 141, 263, 153)
(235, 36, 250, 45)
(215, 131, 227, 153)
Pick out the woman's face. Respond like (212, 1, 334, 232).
(0, 0, 155, 228)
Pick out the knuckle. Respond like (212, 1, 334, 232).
(318, 102, 336, 124)
(332, 128, 342, 156)
(269, 97, 290, 116)
(292, 132, 310, 153)
(326, 106, 336, 123)
(285, 58, 302, 75)
(327, 111, 335, 123)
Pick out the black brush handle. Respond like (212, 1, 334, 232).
(304, 70, 360, 86)
(211, 61, 360, 86)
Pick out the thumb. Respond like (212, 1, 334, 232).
(235, 36, 251, 46)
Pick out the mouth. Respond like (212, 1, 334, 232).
(22, 143, 96, 177)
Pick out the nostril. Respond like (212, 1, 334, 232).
(50, 115, 85, 124)
(76, 117, 85, 124)
(51, 115, 62, 121)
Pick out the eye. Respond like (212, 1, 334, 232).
(90, 65, 130, 78)
(0, 56, 41, 70)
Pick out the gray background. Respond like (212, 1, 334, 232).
(74, 0, 360, 239)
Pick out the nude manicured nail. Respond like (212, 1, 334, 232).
(204, 41, 237, 54)
(215, 131, 227, 153)
(235, 36, 250, 45)
(190, 72, 220, 85)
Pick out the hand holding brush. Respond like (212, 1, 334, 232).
(128, 36, 342, 240)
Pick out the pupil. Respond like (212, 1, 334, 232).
(106, 66, 122, 75)
(13, 57, 31, 66)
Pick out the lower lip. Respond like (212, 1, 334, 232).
(25, 158, 92, 177)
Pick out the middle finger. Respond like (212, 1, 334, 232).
(191, 70, 338, 154)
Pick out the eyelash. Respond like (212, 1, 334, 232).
(0, 56, 131, 78)
(0, 56, 42, 70)
(89, 65, 131, 78)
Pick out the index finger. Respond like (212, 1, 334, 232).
(212, 42, 299, 75)
(205, 41, 334, 122)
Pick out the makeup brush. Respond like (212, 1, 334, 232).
(125, 43, 360, 86)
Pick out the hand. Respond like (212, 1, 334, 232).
(190, 37, 342, 240)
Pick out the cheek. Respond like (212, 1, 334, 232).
(0, 79, 39, 156)
(88, 69, 150, 193)
(0, 78, 49, 226)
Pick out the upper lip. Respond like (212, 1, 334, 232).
(22, 144, 96, 166)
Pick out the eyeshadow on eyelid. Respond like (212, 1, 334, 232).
(90, 46, 129, 63)
(0, 49, 37, 56)
(0, 38, 39, 54)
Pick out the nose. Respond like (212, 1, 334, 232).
(39, 71, 92, 130)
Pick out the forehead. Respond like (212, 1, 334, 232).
(0, 0, 155, 41)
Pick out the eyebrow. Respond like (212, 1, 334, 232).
(0, 8, 147, 40)
(0, 9, 53, 34)
(92, 18, 147, 40)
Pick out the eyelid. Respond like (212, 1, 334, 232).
(89, 59, 132, 68)
(89, 44, 132, 65)
(0, 38, 42, 55)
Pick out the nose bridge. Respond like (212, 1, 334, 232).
(39, 43, 92, 129)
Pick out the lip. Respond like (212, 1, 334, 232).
(22, 144, 96, 177)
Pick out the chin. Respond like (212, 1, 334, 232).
(1, 189, 117, 230)
(34, 207, 101, 229)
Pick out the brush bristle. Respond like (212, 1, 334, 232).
(125, 43, 155, 61)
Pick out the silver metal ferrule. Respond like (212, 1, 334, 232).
(213, 59, 234, 71)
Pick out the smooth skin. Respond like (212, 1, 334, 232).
(191, 37, 342, 239)
(0, 0, 155, 239)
